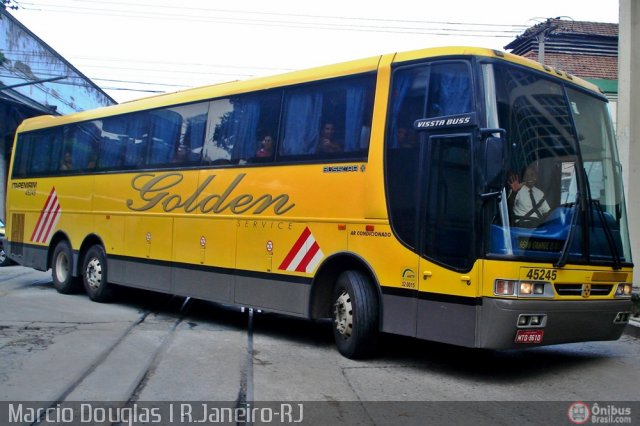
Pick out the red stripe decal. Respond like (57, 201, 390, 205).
(295, 241, 320, 273)
(278, 227, 311, 271)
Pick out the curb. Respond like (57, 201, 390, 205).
(624, 318, 640, 339)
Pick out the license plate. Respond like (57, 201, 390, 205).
(515, 329, 544, 344)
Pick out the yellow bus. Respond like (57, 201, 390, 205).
(5, 46, 634, 358)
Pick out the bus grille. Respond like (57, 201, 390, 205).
(554, 284, 613, 296)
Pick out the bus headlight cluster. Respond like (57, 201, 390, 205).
(494, 280, 550, 297)
(615, 283, 633, 298)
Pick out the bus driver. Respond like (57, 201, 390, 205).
(508, 164, 550, 227)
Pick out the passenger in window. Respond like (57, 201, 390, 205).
(172, 145, 188, 163)
(508, 165, 550, 227)
(86, 155, 98, 169)
(60, 151, 73, 171)
(317, 122, 343, 154)
(256, 135, 274, 158)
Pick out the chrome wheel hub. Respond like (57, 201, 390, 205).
(85, 258, 102, 290)
(333, 290, 353, 338)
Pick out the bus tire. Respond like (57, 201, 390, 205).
(82, 245, 113, 303)
(51, 240, 81, 294)
(332, 270, 379, 359)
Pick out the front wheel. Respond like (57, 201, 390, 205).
(82, 245, 113, 302)
(332, 270, 379, 359)
(51, 240, 81, 294)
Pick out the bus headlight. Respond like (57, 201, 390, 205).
(494, 280, 550, 297)
(519, 282, 546, 295)
(494, 279, 516, 296)
(615, 283, 632, 298)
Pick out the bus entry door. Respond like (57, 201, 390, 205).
(416, 133, 478, 346)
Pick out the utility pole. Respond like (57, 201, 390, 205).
(536, 19, 556, 65)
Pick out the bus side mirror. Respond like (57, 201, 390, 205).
(484, 136, 506, 189)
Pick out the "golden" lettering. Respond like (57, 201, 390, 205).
(126, 173, 295, 215)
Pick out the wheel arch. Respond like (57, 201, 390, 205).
(308, 252, 382, 322)
(78, 234, 106, 274)
(47, 231, 73, 272)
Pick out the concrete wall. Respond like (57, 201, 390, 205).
(618, 0, 640, 269)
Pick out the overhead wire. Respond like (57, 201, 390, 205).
(6, 0, 528, 97)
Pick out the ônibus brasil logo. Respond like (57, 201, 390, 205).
(568, 402, 591, 424)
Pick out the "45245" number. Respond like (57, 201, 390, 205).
(526, 268, 557, 281)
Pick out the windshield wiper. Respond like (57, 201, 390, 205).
(591, 199, 622, 270)
(554, 193, 580, 268)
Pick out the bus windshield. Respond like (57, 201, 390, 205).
(485, 63, 632, 266)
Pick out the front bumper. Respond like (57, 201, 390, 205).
(477, 297, 632, 349)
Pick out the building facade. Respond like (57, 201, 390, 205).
(504, 18, 619, 123)
(0, 8, 115, 219)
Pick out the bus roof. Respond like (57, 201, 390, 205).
(16, 46, 601, 133)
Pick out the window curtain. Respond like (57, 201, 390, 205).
(123, 114, 150, 167)
(184, 114, 207, 161)
(430, 68, 472, 117)
(230, 98, 261, 160)
(281, 91, 323, 155)
(71, 124, 100, 169)
(149, 110, 182, 165)
(344, 85, 366, 152)
(389, 71, 413, 148)
(99, 118, 126, 168)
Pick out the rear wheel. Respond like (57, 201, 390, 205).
(332, 270, 379, 359)
(82, 245, 113, 302)
(51, 240, 81, 294)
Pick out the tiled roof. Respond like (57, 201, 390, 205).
(517, 19, 618, 39)
(520, 51, 618, 79)
(506, 18, 618, 80)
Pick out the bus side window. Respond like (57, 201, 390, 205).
(203, 98, 234, 165)
(280, 74, 374, 160)
(63, 123, 101, 171)
(148, 109, 182, 167)
(98, 113, 150, 170)
(203, 91, 281, 166)
(181, 106, 208, 164)
(25, 128, 64, 176)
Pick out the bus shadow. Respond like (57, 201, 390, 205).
(225, 307, 612, 384)
(65, 284, 614, 384)
(373, 334, 619, 385)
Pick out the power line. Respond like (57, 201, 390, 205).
(18, 0, 528, 31)
(7, 1, 529, 97)
(15, 2, 524, 37)
(1, 49, 295, 73)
